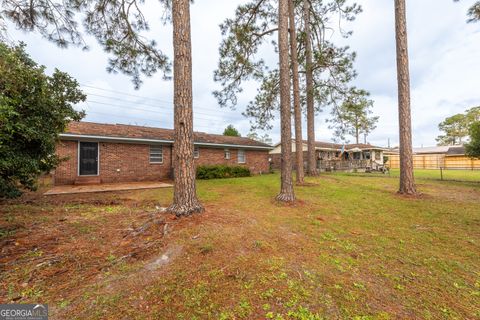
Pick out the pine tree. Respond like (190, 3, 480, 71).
(289, 0, 305, 184)
(276, 0, 295, 202)
(169, 0, 204, 216)
(394, 0, 417, 195)
(454, 1, 480, 22)
(328, 89, 378, 144)
(215, 0, 360, 184)
(303, 0, 317, 176)
(214, 0, 295, 202)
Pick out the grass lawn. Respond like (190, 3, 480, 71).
(0, 174, 479, 319)
(336, 169, 480, 182)
(389, 169, 480, 182)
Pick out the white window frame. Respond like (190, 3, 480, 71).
(224, 149, 231, 160)
(149, 145, 164, 164)
(238, 149, 246, 164)
(194, 146, 200, 159)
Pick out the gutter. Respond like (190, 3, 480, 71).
(59, 133, 274, 150)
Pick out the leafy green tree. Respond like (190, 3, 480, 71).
(223, 125, 241, 137)
(436, 107, 480, 146)
(466, 106, 480, 123)
(1, 0, 204, 216)
(465, 122, 480, 158)
(328, 89, 378, 144)
(0, 42, 85, 198)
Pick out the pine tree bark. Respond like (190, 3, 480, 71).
(289, 0, 304, 185)
(276, 0, 295, 202)
(167, 0, 204, 216)
(394, 0, 417, 195)
(303, 0, 318, 176)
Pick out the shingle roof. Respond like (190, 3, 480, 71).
(413, 146, 450, 154)
(312, 141, 341, 149)
(62, 122, 272, 149)
(446, 146, 466, 156)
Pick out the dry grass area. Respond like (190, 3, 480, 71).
(0, 174, 479, 319)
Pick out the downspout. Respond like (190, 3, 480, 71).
(170, 144, 174, 180)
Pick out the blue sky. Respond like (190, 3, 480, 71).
(5, 0, 480, 147)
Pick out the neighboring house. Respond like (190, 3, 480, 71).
(55, 122, 273, 185)
(269, 140, 388, 172)
(387, 145, 480, 169)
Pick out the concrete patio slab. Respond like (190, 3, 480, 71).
(44, 181, 173, 195)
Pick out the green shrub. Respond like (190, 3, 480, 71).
(196, 165, 251, 180)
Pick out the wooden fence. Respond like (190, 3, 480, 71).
(387, 154, 480, 169)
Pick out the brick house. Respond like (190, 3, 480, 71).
(54, 122, 273, 185)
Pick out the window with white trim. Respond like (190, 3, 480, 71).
(238, 149, 246, 163)
(224, 149, 231, 160)
(194, 146, 200, 159)
(149, 145, 163, 163)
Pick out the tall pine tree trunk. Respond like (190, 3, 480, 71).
(289, 0, 304, 185)
(303, 0, 318, 176)
(168, 0, 204, 216)
(276, 0, 295, 202)
(394, 0, 416, 195)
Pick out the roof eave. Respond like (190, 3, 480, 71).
(59, 133, 273, 150)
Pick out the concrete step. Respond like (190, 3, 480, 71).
(74, 176, 101, 185)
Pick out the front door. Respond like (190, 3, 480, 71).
(79, 142, 98, 176)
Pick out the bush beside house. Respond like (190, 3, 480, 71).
(196, 165, 251, 179)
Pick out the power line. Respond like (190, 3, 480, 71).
(78, 84, 255, 132)
(81, 84, 173, 103)
(86, 100, 233, 122)
(80, 84, 240, 115)
(83, 98, 241, 121)
(83, 110, 224, 131)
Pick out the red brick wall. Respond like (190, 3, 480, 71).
(55, 141, 173, 185)
(270, 153, 282, 170)
(55, 140, 79, 185)
(99, 142, 173, 183)
(194, 148, 270, 174)
(55, 140, 270, 185)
